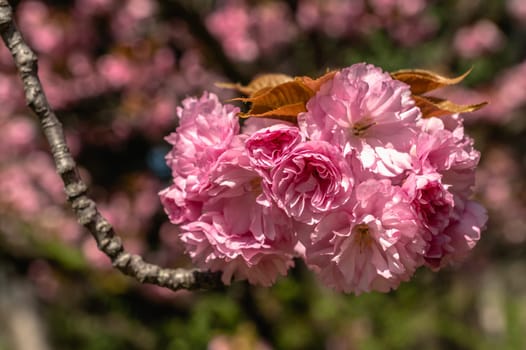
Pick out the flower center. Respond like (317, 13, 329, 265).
(353, 223, 373, 252)
(248, 177, 262, 194)
(351, 117, 376, 137)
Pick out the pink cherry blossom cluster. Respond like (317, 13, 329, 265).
(160, 62, 487, 294)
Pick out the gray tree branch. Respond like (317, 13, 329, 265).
(0, 0, 222, 291)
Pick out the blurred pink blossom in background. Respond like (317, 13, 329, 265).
(454, 20, 504, 59)
(507, 0, 526, 24)
(206, 2, 259, 61)
(297, 0, 367, 37)
(206, 0, 297, 62)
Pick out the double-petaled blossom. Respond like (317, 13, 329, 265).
(181, 203, 297, 286)
(298, 63, 421, 177)
(403, 172, 455, 238)
(414, 115, 480, 197)
(268, 140, 354, 224)
(306, 180, 426, 294)
(166, 92, 240, 180)
(245, 124, 303, 181)
(423, 200, 487, 270)
(180, 169, 298, 286)
(160, 93, 300, 285)
(160, 62, 487, 291)
(159, 92, 240, 223)
(406, 117, 485, 269)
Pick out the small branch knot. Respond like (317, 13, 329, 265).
(64, 181, 88, 199)
(99, 236, 122, 257)
(95, 218, 112, 236)
(71, 197, 97, 225)
(113, 252, 132, 269)
(16, 47, 37, 71)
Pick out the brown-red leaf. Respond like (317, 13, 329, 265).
(239, 102, 306, 123)
(216, 73, 294, 96)
(231, 80, 314, 122)
(413, 95, 488, 118)
(391, 68, 472, 95)
(297, 71, 337, 93)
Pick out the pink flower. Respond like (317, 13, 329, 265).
(268, 140, 354, 224)
(181, 192, 297, 286)
(403, 172, 455, 237)
(245, 124, 303, 181)
(202, 146, 258, 200)
(1, 117, 36, 157)
(163, 114, 300, 286)
(97, 54, 134, 87)
(306, 179, 426, 294)
(166, 92, 240, 180)
(424, 200, 487, 269)
(159, 184, 203, 224)
(299, 63, 421, 177)
(296, 0, 319, 31)
(508, 0, 526, 23)
(296, 0, 366, 37)
(157, 63, 487, 292)
(401, 172, 475, 269)
(454, 20, 503, 59)
(159, 92, 240, 224)
(205, 3, 259, 62)
(18, 1, 65, 55)
(125, 0, 157, 20)
(413, 116, 480, 197)
(370, 0, 427, 17)
(252, 1, 297, 54)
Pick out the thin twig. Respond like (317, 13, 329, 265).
(0, 0, 222, 291)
